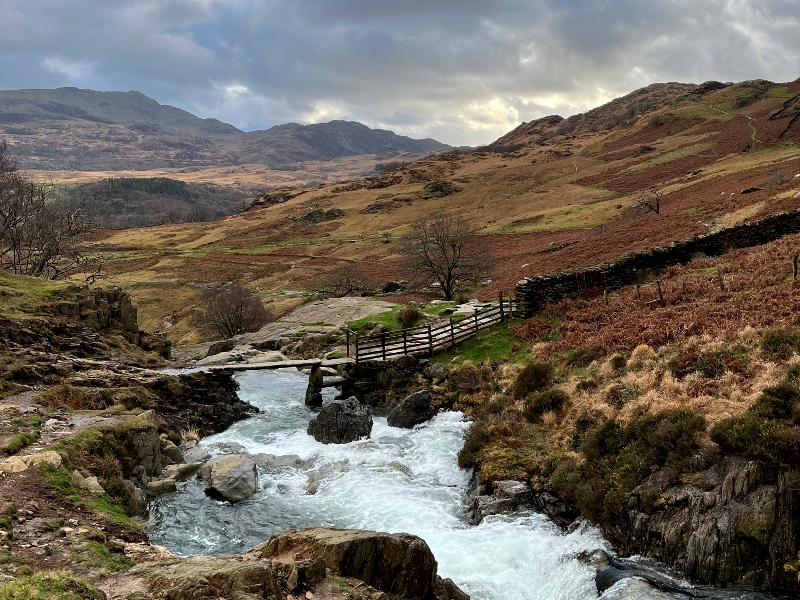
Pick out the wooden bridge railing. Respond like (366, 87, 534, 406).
(346, 295, 520, 363)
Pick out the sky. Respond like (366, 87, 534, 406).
(0, 0, 798, 147)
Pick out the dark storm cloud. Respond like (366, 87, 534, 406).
(0, 0, 797, 146)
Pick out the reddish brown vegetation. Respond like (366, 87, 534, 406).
(514, 232, 800, 353)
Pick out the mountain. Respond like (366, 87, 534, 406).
(0, 88, 448, 170)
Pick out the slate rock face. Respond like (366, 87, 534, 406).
(387, 389, 436, 429)
(307, 397, 372, 444)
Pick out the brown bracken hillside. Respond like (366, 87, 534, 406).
(89, 78, 800, 345)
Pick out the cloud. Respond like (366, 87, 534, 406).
(0, 0, 798, 146)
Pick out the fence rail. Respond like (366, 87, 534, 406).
(346, 295, 520, 362)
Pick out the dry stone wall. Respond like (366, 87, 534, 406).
(515, 209, 800, 314)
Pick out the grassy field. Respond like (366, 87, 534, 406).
(55, 79, 800, 347)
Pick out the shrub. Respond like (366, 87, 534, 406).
(764, 169, 788, 188)
(566, 345, 605, 368)
(513, 361, 553, 399)
(455, 292, 470, 305)
(711, 380, 800, 465)
(788, 364, 800, 383)
(576, 378, 599, 392)
(761, 327, 800, 359)
(396, 306, 421, 329)
(196, 283, 273, 339)
(524, 389, 569, 421)
(36, 382, 106, 410)
(610, 355, 627, 373)
(449, 361, 487, 394)
(575, 410, 706, 522)
(457, 421, 490, 469)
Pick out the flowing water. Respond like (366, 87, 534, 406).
(149, 370, 779, 600)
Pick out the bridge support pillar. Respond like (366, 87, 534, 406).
(305, 363, 323, 407)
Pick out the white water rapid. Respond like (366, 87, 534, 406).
(148, 370, 761, 600)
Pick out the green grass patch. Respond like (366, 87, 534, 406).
(0, 271, 69, 319)
(628, 142, 714, 173)
(767, 86, 790, 98)
(680, 207, 699, 216)
(433, 319, 530, 365)
(0, 572, 105, 600)
(348, 305, 402, 333)
(6, 431, 39, 455)
(420, 302, 455, 316)
(39, 518, 64, 532)
(301, 322, 324, 327)
(72, 540, 133, 573)
(687, 263, 729, 277)
(90, 496, 138, 528)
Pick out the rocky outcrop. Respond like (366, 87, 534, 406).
(200, 454, 258, 503)
(341, 355, 429, 408)
(423, 362, 449, 384)
(601, 456, 800, 592)
(388, 389, 437, 428)
(119, 554, 283, 600)
(146, 371, 257, 438)
(307, 397, 372, 444)
(248, 527, 469, 600)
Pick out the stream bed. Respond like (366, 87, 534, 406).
(149, 370, 782, 600)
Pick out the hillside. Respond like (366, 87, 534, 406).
(0, 87, 448, 171)
(80, 78, 800, 345)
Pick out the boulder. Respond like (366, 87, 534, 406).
(307, 398, 372, 444)
(206, 339, 236, 358)
(162, 440, 185, 465)
(204, 454, 258, 503)
(180, 440, 211, 464)
(124, 555, 282, 600)
(0, 451, 63, 474)
(249, 527, 469, 600)
(148, 478, 177, 496)
(122, 479, 148, 515)
(162, 462, 204, 482)
(84, 476, 106, 496)
(423, 362, 449, 383)
(387, 390, 436, 428)
(305, 364, 324, 407)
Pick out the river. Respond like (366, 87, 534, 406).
(148, 370, 780, 600)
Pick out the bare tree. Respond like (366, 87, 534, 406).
(312, 263, 375, 298)
(0, 141, 102, 280)
(402, 216, 492, 301)
(632, 185, 662, 217)
(198, 283, 273, 339)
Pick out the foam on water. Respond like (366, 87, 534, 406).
(149, 369, 611, 599)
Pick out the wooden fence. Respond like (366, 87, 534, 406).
(346, 296, 520, 363)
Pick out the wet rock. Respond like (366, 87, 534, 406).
(466, 480, 534, 525)
(307, 397, 372, 444)
(305, 364, 324, 407)
(253, 453, 307, 471)
(598, 577, 672, 599)
(423, 363, 449, 383)
(180, 440, 211, 464)
(387, 390, 436, 428)
(204, 454, 258, 503)
(209, 442, 248, 455)
(123, 479, 148, 515)
(162, 462, 204, 482)
(161, 440, 184, 465)
(148, 478, 177, 496)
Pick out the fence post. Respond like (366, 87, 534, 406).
(346, 329, 350, 357)
(509, 295, 514, 319)
(381, 331, 386, 361)
(474, 308, 479, 333)
(450, 318, 455, 349)
(793, 255, 798, 280)
(656, 280, 664, 306)
(499, 292, 504, 322)
(403, 329, 408, 355)
(716, 266, 725, 292)
(428, 325, 433, 357)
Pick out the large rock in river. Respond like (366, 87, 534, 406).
(387, 389, 436, 428)
(307, 397, 372, 444)
(248, 527, 469, 600)
(202, 454, 258, 503)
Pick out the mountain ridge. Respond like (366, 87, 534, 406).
(0, 87, 449, 170)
